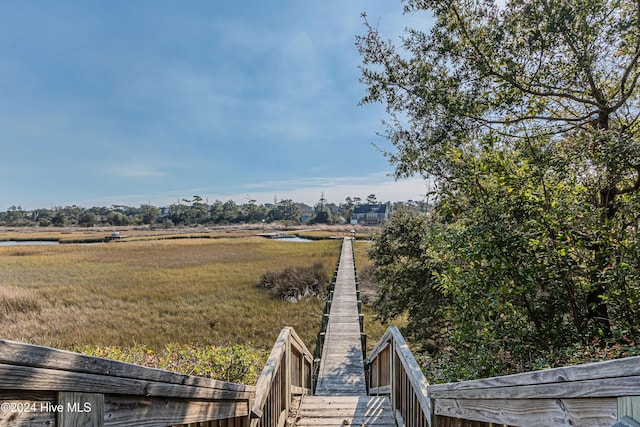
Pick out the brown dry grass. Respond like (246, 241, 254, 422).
(0, 236, 340, 351)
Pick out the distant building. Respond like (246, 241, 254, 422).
(351, 204, 389, 226)
(300, 208, 314, 224)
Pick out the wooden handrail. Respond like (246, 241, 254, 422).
(0, 339, 254, 426)
(314, 240, 343, 367)
(429, 355, 640, 426)
(368, 327, 640, 427)
(250, 327, 313, 427)
(367, 326, 432, 427)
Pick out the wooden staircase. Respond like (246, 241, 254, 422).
(293, 396, 396, 426)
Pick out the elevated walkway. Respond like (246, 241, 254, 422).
(314, 238, 366, 396)
(295, 238, 394, 426)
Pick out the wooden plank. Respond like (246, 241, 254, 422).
(295, 421, 396, 426)
(390, 326, 432, 421)
(103, 394, 249, 427)
(291, 385, 312, 395)
(428, 375, 640, 400)
(0, 339, 252, 393)
(288, 328, 312, 362)
(369, 385, 392, 395)
(58, 392, 104, 427)
(0, 391, 56, 426)
(367, 331, 392, 362)
(251, 328, 288, 416)
(315, 238, 367, 397)
(296, 396, 396, 426)
(433, 397, 617, 427)
(0, 363, 253, 400)
(618, 396, 640, 421)
(428, 356, 640, 396)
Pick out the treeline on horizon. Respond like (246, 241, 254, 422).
(0, 195, 431, 228)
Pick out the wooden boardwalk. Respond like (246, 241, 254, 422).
(294, 238, 396, 426)
(315, 238, 366, 396)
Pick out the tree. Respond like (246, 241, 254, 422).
(268, 199, 300, 223)
(140, 204, 160, 225)
(220, 200, 241, 223)
(51, 211, 66, 227)
(78, 212, 96, 227)
(4, 206, 28, 226)
(369, 208, 450, 348)
(359, 0, 640, 376)
(309, 193, 331, 224)
(241, 200, 268, 223)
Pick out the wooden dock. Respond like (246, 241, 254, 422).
(295, 238, 396, 426)
(315, 238, 366, 396)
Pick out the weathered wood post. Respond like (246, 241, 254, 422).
(619, 397, 640, 423)
(57, 392, 104, 427)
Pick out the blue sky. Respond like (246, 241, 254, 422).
(0, 1, 431, 210)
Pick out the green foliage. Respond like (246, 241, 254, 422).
(367, 208, 448, 349)
(359, 0, 640, 380)
(268, 199, 301, 223)
(75, 343, 269, 384)
(0, 195, 427, 228)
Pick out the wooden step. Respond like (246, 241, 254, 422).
(293, 396, 397, 427)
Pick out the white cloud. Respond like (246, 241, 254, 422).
(104, 164, 167, 178)
(77, 173, 429, 209)
(222, 173, 430, 205)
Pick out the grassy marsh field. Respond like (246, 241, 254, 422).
(0, 236, 341, 350)
(0, 230, 393, 352)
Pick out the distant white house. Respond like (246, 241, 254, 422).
(350, 204, 389, 226)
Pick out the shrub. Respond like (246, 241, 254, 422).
(259, 262, 329, 303)
(75, 343, 269, 384)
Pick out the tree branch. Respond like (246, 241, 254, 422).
(613, 166, 640, 196)
(448, 2, 602, 110)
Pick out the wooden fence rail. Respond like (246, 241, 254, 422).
(367, 326, 640, 427)
(250, 327, 313, 427)
(367, 326, 432, 427)
(0, 339, 254, 427)
(428, 354, 640, 426)
(314, 250, 342, 370)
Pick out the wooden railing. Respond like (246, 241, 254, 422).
(351, 240, 367, 358)
(0, 339, 255, 426)
(367, 326, 432, 427)
(250, 327, 313, 427)
(428, 355, 640, 426)
(367, 326, 640, 427)
(314, 250, 341, 365)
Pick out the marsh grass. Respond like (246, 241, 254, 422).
(0, 286, 41, 318)
(0, 236, 340, 352)
(0, 228, 261, 244)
